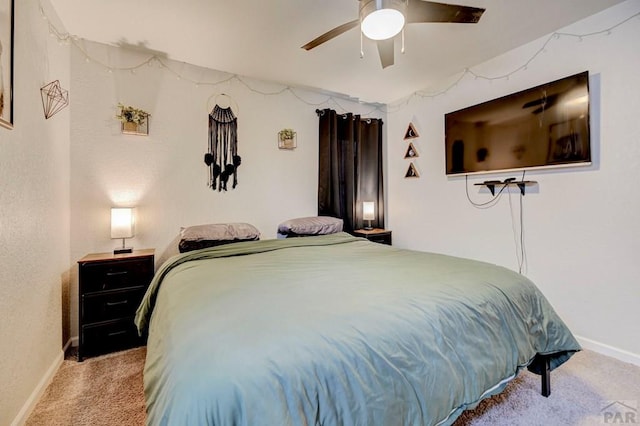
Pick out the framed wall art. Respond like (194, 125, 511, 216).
(0, 0, 14, 129)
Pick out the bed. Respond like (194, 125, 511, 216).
(135, 232, 580, 426)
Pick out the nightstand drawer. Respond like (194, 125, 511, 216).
(82, 287, 147, 324)
(365, 233, 391, 244)
(352, 229, 392, 245)
(80, 257, 153, 293)
(81, 318, 144, 358)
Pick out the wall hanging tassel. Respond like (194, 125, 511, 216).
(206, 103, 240, 191)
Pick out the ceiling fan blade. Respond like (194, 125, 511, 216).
(377, 39, 395, 69)
(301, 20, 360, 50)
(522, 94, 558, 109)
(406, 1, 485, 24)
(531, 97, 559, 114)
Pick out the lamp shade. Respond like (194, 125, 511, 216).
(111, 207, 135, 239)
(360, 0, 406, 41)
(363, 201, 376, 220)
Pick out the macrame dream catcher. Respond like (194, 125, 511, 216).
(204, 96, 241, 191)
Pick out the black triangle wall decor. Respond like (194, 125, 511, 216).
(405, 162, 420, 178)
(404, 142, 419, 159)
(404, 123, 419, 140)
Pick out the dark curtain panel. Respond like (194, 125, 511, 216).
(317, 109, 384, 232)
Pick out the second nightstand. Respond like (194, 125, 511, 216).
(77, 249, 154, 361)
(352, 228, 392, 245)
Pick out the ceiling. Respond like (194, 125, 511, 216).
(49, 0, 624, 104)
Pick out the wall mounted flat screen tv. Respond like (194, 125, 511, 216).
(445, 71, 591, 176)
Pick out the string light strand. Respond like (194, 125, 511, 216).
(386, 9, 640, 113)
(38, 2, 639, 115)
(37, 3, 384, 116)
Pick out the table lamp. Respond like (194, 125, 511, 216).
(111, 207, 135, 254)
(363, 201, 375, 230)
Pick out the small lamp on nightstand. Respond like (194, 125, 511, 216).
(363, 201, 375, 230)
(111, 207, 135, 254)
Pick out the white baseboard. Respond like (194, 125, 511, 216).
(576, 335, 640, 367)
(10, 349, 64, 426)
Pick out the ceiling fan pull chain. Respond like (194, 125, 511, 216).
(360, 28, 364, 58)
(401, 28, 405, 54)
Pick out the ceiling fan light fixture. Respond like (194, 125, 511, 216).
(360, 0, 406, 41)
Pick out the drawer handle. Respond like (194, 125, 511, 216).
(108, 330, 128, 337)
(106, 271, 128, 277)
(105, 300, 129, 307)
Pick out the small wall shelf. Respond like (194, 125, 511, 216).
(474, 180, 537, 196)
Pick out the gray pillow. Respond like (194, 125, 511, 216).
(277, 216, 343, 238)
(179, 223, 260, 252)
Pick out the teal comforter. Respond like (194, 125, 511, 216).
(135, 233, 580, 426)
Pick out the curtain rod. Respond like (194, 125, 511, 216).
(315, 108, 382, 125)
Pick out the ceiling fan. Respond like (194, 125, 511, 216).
(301, 0, 485, 69)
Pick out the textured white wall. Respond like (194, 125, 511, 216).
(68, 41, 384, 340)
(0, 0, 70, 424)
(386, 2, 640, 358)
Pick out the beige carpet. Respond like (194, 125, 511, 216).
(26, 347, 146, 426)
(27, 348, 640, 425)
(456, 349, 640, 425)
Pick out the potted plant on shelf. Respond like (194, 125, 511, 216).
(278, 128, 296, 149)
(116, 103, 150, 135)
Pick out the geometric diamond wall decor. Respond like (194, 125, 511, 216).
(40, 80, 69, 119)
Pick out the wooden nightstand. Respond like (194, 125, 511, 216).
(77, 249, 154, 361)
(352, 229, 392, 245)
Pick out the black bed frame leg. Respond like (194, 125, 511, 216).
(541, 355, 551, 397)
